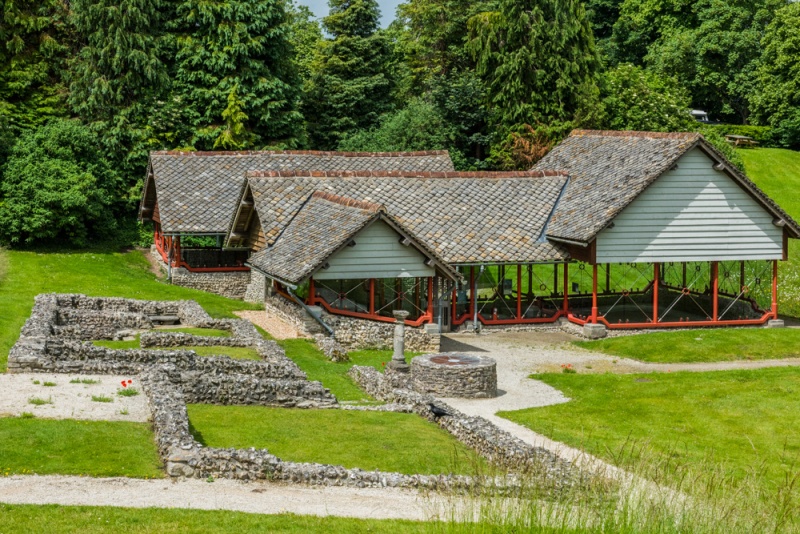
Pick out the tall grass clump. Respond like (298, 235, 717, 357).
(432, 440, 800, 533)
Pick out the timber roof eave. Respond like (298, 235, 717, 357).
(138, 159, 157, 222)
(226, 179, 254, 248)
(546, 136, 800, 243)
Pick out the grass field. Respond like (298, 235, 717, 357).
(500, 368, 800, 495)
(278, 339, 414, 402)
(187, 404, 484, 475)
(0, 504, 435, 534)
(738, 148, 800, 318)
(575, 328, 800, 363)
(93, 337, 261, 360)
(0, 249, 260, 372)
(0, 417, 163, 478)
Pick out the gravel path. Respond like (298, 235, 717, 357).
(234, 310, 300, 340)
(0, 475, 455, 521)
(0, 373, 148, 422)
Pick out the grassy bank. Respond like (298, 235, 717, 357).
(575, 328, 800, 363)
(0, 417, 163, 478)
(278, 338, 415, 402)
(500, 367, 800, 494)
(0, 504, 435, 534)
(738, 147, 800, 318)
(187, 404, 483, 475)
(0, 249, 260, 372)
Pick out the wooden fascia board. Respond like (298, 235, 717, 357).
(226, 181, 253, 248)
(138, 161, 157, 221)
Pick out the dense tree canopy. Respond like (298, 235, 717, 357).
(0, 0, 797, 246)
(169, 0, 302, 150)
(303, 0, 395, 149)
(468, 0, 601, 129)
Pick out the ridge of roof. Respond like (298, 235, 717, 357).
(246, 170, 568, 179)
(569, 129, 703, 141)
(150, 149, 451, 157)
(309, 191, 384, 212)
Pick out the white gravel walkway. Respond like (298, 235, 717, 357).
(0, 373, 148, 422)
(0, 475, 454, 521)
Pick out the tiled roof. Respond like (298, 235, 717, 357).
(248, 192, 383, 285)
(534, 129, 800, 242)
(244, 171, 571, 265)
(534, 130, 702, 243)
(145, 151, 456, 234)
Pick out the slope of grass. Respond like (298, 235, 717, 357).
(277, 339, 417, 402)
(93, 338, 260, 360)
(0, 417, 162, 478)
(187, 405, 484, 475)
(575, 328, 800, 363)
(0, 504, 434, 534)
(0, 249, 260, 372)
(738, 148, 800, 318)
(500, 368, 800, 494)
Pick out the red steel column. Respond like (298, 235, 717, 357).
(469, 267, 476, 319)
(772, 260, 779, 319)
(591, 264, 598, 323)
(653, 263, 659, 324)
(563, 263, 569, 314)
(712, 261, 719, 321)
(516, 265, 522, 319)
(309, 278, 316, 306)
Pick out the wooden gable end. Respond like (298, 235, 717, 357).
(314, 219, 435, 280)
(595, 147, 784, 263)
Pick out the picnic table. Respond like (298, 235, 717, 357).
(725, 134, 759, 147)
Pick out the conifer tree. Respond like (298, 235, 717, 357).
(468, 0, 601, 129)
(303, 0, 395, 150)
(170, 0, 302, 149)
(0, 0, 71, 162)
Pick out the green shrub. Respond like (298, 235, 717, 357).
(0, 119, 123, 247)
(700, 124, 777, 147)
(772, 109, 800, 150)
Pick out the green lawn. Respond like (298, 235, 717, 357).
(159, 327, 231, 337)
(0, 417, 163, 478)
(93, 337, 261, 360)
(499, 368, 800, 494)
(738, 147, 800, 318)
(0, 248, 260, 372)
(574, 328, 800, 363)
(278, 339, 416, 402)
(0, 504, 434, 534)
(187, 404, 484, 475)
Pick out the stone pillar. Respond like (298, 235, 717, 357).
(388, 310, 410, 372)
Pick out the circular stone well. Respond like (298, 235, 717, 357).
(410, 353, 497, 398)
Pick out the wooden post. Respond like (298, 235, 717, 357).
(309, 278, 315, 305)
(563, 263, 569, 314)
(368, 279, 375, 314)
(451, 287, 457, 324)
(683, 263, 687, 288)
(552, 264, 557, 297)
(772, 260, 779, 318)
(591, 264, 598, 323)
(653, 263, 659, 324)
(516, 265, 522, 319)
(740, 261, 746, 292)
(605, 263, 610, 293)
(712, 261, 719, 321)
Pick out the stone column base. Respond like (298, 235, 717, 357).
(583, 323, 608, 339)
(767, 319, 786, 328)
